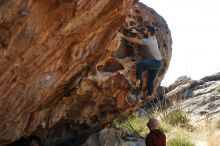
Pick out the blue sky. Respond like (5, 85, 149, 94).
(140, 0, 220, 85)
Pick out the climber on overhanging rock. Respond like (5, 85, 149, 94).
(119, 25, 162, 98)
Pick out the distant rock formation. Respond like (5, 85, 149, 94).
(167, 75, 192, 91)
(165, 73, 220, 123)
(0, 0, 172, 145)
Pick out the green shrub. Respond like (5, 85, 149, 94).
(216, 86, 220, 93)
(113, 112, 148, 137)
(168, 137, 195, 146)
(163, 110, 189, 126)
(159, 121, 171, 133)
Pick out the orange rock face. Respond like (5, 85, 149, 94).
(0, 0, 172, 145)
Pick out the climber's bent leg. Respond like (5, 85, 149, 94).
(146, 69, 159, 96)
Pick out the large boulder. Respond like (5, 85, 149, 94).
(82, 128, 145, 146)
(0, 0, 172, 145)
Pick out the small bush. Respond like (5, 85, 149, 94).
(159, 121, 171, 133)
(216, 86, 220, 93)
(163, 110, 189, 126)
(168, 137, 195, 146)
(113, 112, 148, 137)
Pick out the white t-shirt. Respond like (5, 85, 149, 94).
(141, 36, 162, 60)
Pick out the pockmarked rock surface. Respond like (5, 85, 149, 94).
(0, 0, 172, 145)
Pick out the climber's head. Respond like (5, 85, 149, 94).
(145, 25, 156, 36)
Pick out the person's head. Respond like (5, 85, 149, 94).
(28, 135, 41, 146)
(144, 25, 156, 37)
(147, 117, 160, 130)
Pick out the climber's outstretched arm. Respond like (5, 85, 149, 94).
(119, 33, 144, 46)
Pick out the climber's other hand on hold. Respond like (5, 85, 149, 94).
(118, 32, 125, 38)
(130, 29, 138, 34)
